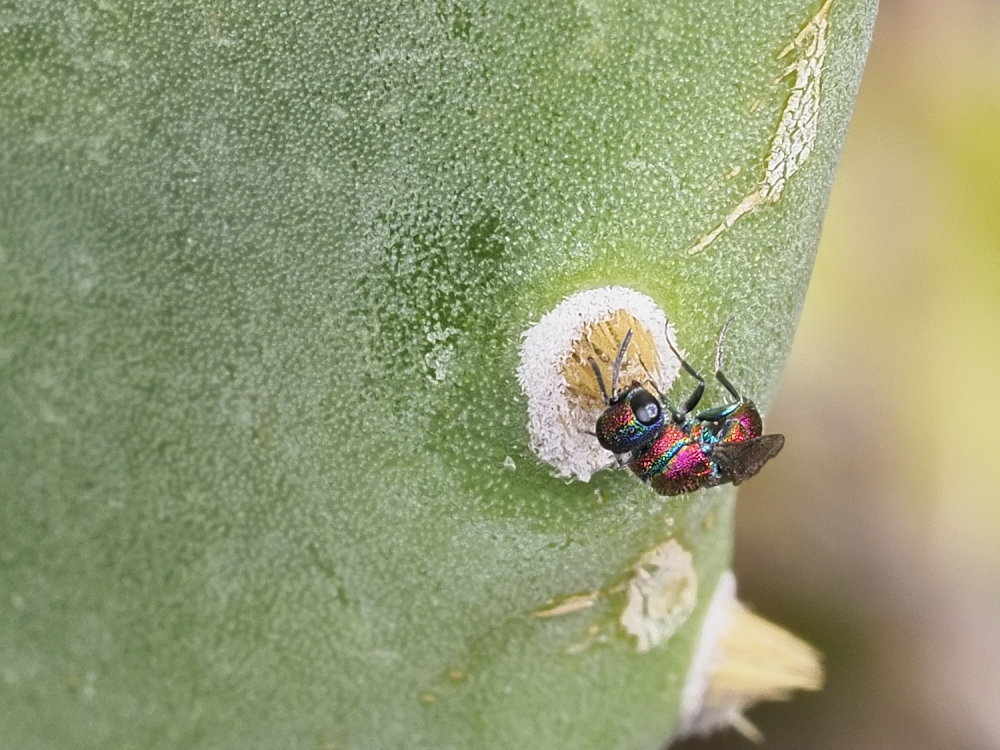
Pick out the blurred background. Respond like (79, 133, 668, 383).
(677, 0, 1000, 748)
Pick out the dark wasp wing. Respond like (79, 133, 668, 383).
(712, 433, 785, 485)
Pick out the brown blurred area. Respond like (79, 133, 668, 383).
(675, 0, 1000, 748)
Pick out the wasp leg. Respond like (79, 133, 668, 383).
(663, 324, 706, 415)
(714, 370, 742, 403)
(695, 402, 739, 423)
(648, 380, 683, 423)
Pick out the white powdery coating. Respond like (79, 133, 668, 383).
(516, 286, 679, 481)
(620, 539, 698, 653)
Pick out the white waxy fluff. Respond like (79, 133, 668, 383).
(516, 286, 680, 481)
(677, 571, 824, 742)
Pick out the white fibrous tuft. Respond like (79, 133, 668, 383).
(677, 571, 824, 742)
(516, 286, 680, 481)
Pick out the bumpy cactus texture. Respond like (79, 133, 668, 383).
(0, 1, 874, 748)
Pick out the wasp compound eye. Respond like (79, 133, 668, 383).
(595, 388, 666, 455)
(630, 389, 661, 426)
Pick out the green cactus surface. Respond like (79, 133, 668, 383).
(0, 1, 875, 748)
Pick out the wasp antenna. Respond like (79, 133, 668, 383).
(664, 321, 707, 405)
(716, 316, 736, 373)
(588, 357, 611, 405)
(714, 316, 741, 401)
(609, 329, 633, 400)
